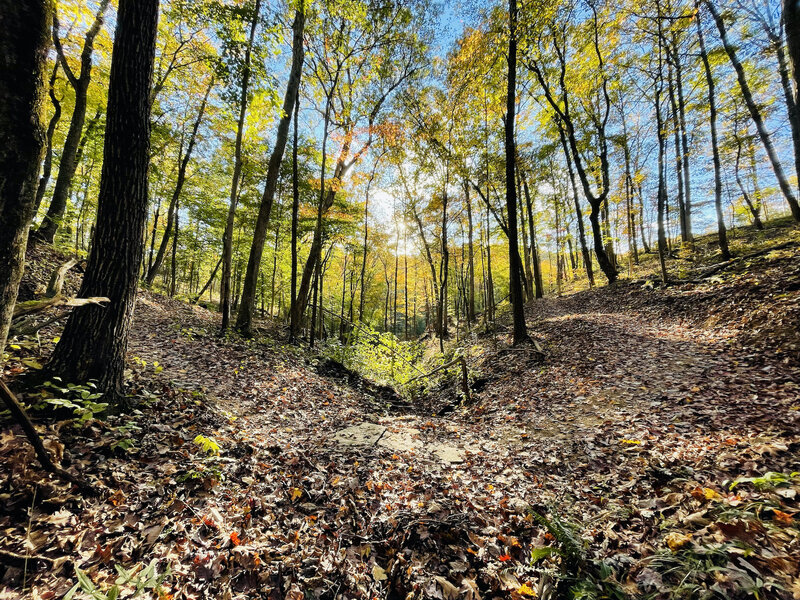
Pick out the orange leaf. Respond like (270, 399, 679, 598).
(230, 531, 241, 545)
(498, 554, 512, 562)
(774, 510, 793, 526)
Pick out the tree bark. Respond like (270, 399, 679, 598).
(48, 0, 160, 399)
(36, 0, 110, 244)
(696, 6, 731, 259)
(786, 0, 800, 112)
(290, 93, 300, 339)
(506, 0, 528, 345)
(236, 5, 305, 335)
(0, 0, 51, 355)
(463, 181, 476, 321)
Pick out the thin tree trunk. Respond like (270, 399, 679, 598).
(667, 60, 688, 243)
(221, 0, 261, 330)
(672, 36, 693, 241)
(236, 4, 305, 334)
(145, 79, 211, 286)
(33, 63, 62, 219)
(36, 0, 110, 243)
(557, 122, 594, 285)
(696, 5, 731, 259)
(521, 171, 544, 298)
(193, 256, 222, 304)
(464, 180, 476, 321)
(290, 93, 300, 338)
(708, 0, 800, 221)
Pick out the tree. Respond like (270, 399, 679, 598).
(145, 77, 213, 286)
(35, 0, 111, 244)
(220, 0, 262, 331)
(696, 2, 731, 259)
(707, 0, 800, 221)
(787, 0, 800, 111)
(236, 2, 306, 335)
(0, 0, 52, 355)
(524, 3, 620, 283)
(48, 0, 160, 399)
(506, 0, 529, 344)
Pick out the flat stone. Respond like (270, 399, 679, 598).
(430, 444, 465, 464)
(333, 423, 386, 447)
(378, 428, 421, 452)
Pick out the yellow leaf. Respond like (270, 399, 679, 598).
(665, 532, 692, 551)
(291, 488, 303, 502)
(517, 583, 537, 597)
(621, 439, 641, 445)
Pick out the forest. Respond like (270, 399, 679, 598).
(1, 0, 800, 597)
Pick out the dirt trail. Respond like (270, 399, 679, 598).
(4, 287, 797, 599)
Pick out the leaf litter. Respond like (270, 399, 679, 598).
(0, 248, 799, 599)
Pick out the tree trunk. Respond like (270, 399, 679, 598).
(236, 5, 304, 335)
(557, 122, 594, 285)
(696, 6, 731, 259)
(0, 0, 51, 355)
(221, 0, 260, 330)
(290, 93, 300, 339)
(521, 171, 544, 298)
(145, 79, 212, 286)
(36, 0, 110, 244)
(48, 0, 159, 399)
(708, 0, 800, 221)
(667, 60, 688, 243)
(786, 0, 800, 116)
(464, 180, 476, 322)
(506, 0, 528, 345)
(33, 64, 62, 219)
(671, 36, 693, 241)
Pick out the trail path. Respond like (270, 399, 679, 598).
(119, 288, 799, 597)
(3, 284, 797, 599)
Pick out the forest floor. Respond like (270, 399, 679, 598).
(2, 222, 800, 599)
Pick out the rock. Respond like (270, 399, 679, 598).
(378, 428, 421, 452)
(431, 444, 465, 464)
(333, 423, 386, 446)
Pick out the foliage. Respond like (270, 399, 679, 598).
(64, 560, 171, 600)
(31, 379, 107, 422)
(321, 324, 423, 389)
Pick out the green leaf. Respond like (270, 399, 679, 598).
(530, 546, 561, 564)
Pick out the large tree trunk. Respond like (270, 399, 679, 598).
(708, 0, 800, 221)
(696, 6, 730, 259)
(48, 0, 159, 399)
(506, 0, 528, 345)
(145, 79, 212, 286)
(36, 0, 110, 244)
(0, 0, 51, 355)
(221, 0, 260, 330)
(236, 5, 305, 335)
